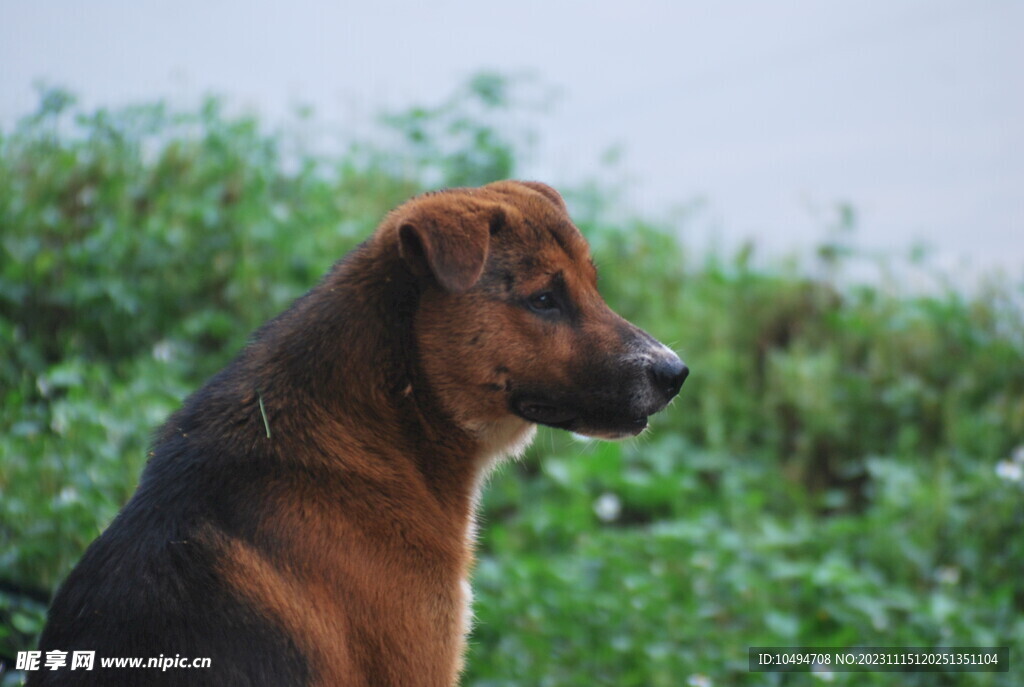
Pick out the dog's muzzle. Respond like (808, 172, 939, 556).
(510, 346, 688, 439)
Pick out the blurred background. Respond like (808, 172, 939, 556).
(1, 1, 1022, 685)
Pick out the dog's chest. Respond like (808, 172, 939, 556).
(460, 577, 474, 635)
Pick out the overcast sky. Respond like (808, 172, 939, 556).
(2, 0, 1021, 280)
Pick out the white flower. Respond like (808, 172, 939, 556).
(995, 460, 1023, 482)
(687, 674, 712, 687)
(152, 340, 174, 362)
(593, 492, 622, 522)
(56, 486, 79, 505)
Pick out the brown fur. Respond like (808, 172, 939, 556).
(32, 181, 686, 686)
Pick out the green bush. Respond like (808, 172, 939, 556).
(1, 78, 1022, 686)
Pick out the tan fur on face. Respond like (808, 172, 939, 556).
(406, 182, 627, 446)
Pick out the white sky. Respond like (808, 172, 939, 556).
(2, 0, 1021, 279)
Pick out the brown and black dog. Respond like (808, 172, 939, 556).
(31, 181, 687, 686)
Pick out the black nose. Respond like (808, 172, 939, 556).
(650, 356, 689, 399)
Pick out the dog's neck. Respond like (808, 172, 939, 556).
(241, 239, 530, 525)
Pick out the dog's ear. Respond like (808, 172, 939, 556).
(397, 200, 504, 293)
(516, 181, 568, 212)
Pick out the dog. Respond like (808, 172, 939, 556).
(30, 181, 687, 686)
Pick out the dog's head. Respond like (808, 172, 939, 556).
(386, 180, 687, 442)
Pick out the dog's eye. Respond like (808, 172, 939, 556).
(527, 292, 559, 313)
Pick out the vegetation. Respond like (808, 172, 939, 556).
(1, 76, 1022, 686)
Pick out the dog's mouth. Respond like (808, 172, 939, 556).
(511, 396, 649, 438)
(512, 400, 577, 426)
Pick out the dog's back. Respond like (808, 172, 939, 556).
(35, 451, 311, 685)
